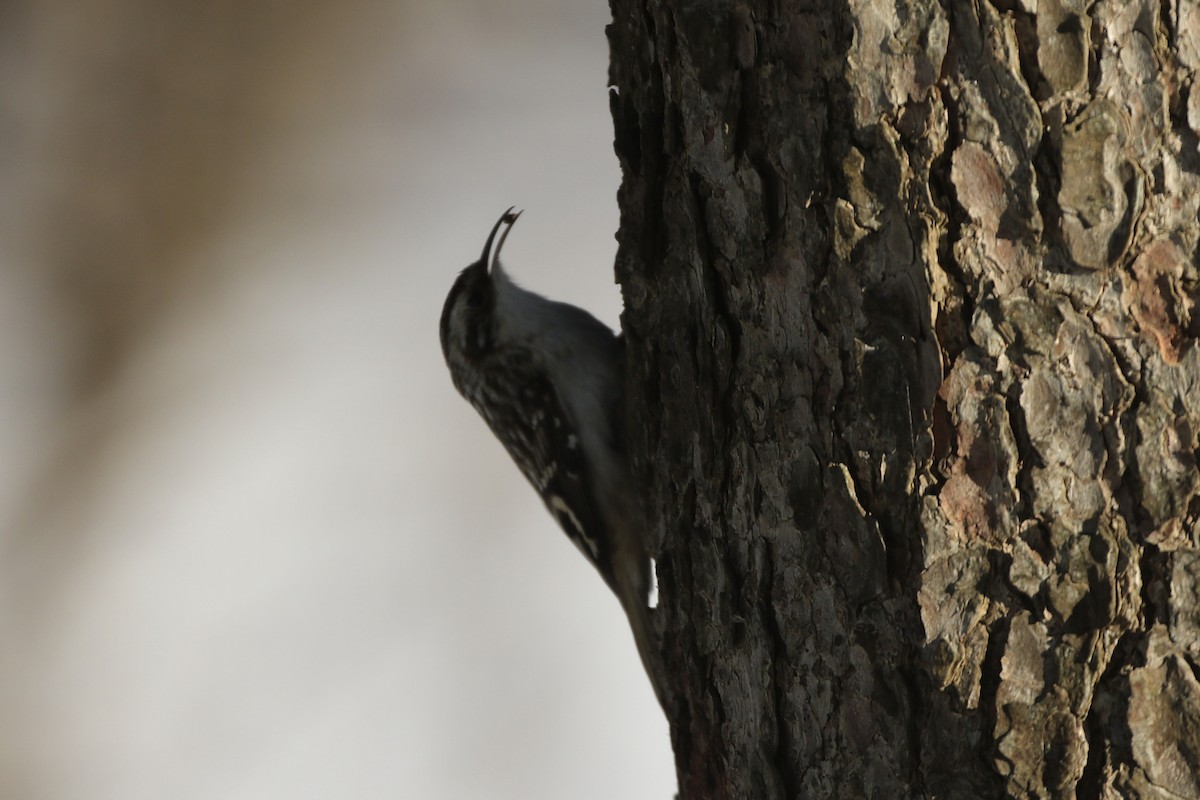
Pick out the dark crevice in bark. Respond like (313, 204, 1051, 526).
(687, 172, 743, 558)
(1182, 652, 1200, 687)
(1085, 14, 1104, 98)
(731, 70, 751, 160)
(1020, 522, 1053, 564)
(1122, 359, 1155, 538)
(1032, 123, 1063, 258)
(928, 81, 974, 361)
(1079, 693, 1109, 797)
(753, 156, 784, 249)
(722, 545, 747, 642)
(1004, 379, 1041, 525)
(609, 88, 642, 175)
(1140, 543, 1171, 626)
(761, 541, 797, 798)
(1005, 2, 1046, 102)
(1082, 631, 1142, 795)
(701, 234, 744, 375)
(1159, 0, 1178, 45)
(980, 612, 1013, 774)
(1107, 170, 1145, 270)
(1172, 85, 1200, 177)
(901, 661, 928, 793)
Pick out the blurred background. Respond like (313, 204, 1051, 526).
(0, 1, 674, 797)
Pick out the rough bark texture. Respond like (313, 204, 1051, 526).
(608, 0, 1200, 797)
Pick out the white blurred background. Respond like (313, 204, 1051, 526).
(0, 1, 674, 797)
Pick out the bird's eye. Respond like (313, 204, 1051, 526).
(466, 288, 485, 309)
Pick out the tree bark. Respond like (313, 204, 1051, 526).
(608, 0, 1200, 797)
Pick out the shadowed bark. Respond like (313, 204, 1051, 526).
(608, 0, 1200, 796)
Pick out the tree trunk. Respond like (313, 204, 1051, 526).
(607, 0, 1200, 797)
